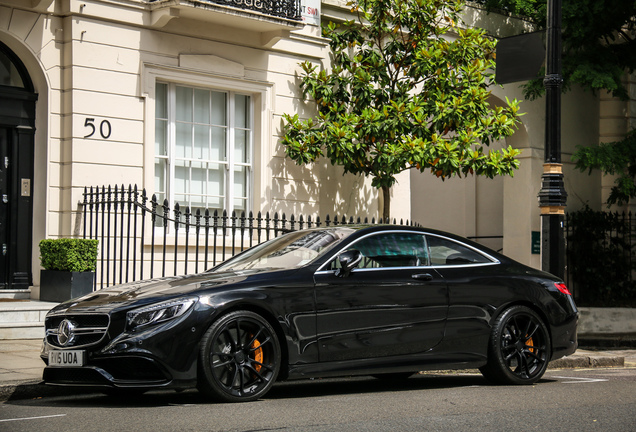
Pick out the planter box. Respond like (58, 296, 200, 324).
(40, 270, 94, 303)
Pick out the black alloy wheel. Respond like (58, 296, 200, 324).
(198, 310, 281, 402)
(480, 305, 551, 385)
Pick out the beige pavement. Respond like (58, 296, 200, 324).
(0, 339, 44, 385)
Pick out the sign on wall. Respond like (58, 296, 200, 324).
(532, 231, 541, 255)
(83, 118, 112, 139)
(301, 0, 320, 26)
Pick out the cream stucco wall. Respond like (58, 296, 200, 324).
(0, 0, 631, 294)
(1, 2, 58, 293)
(0, 0, 399, 296)
(1, 0, 364, 236)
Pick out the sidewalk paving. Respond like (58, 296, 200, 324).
(1, 338, 634, 402)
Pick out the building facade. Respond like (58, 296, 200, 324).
(0, 0, 632, 299)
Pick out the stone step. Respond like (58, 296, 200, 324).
(0, 322, 46, 340)
(0, 290, 31, 300)
(0, 301, 58, 340)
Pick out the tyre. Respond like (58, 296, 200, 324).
(479, 306, 551, 385)
(198, 311, 281, 402)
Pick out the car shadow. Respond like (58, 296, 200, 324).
(4, 372, 556, 408)
(266, 373, 485, 400)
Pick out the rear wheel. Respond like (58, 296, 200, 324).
(198, 311, 281, 402)
(480, 306, 551, 385)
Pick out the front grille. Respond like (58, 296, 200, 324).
(45, 313, 110, 348)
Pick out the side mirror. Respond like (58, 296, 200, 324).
(335, 249, 362, 278)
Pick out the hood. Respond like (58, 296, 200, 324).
(48, 268, 282, 315)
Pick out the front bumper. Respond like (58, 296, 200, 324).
(40, 307, 207, 390)
(41, 347, 179, 388)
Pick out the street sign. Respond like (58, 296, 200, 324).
(496, 32, 545, 84)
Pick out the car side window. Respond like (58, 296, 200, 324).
(427, 235, 491, 266)
(330, 232, 429, 269)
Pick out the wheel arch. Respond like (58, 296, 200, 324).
(211, 302, 291, 380)
(489, 300, 554, 353)
(479, 301, 553, 385)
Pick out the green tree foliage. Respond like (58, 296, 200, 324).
(282, 0, 523, 220)
(477, 0, 636, 101)
(573, 130, 636, 206)
(477, 0, 636, 206)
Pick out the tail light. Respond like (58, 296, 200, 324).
(554, 282, 572, 296)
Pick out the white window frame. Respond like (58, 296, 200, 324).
(142, 64, 274, 224)
(155, 82, 253, 214)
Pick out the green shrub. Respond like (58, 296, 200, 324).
(39, 239, 99, 272)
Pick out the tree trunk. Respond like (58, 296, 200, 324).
(382, 185, 391, 222)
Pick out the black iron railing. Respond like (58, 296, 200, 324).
(564, 209, 636, 304)
(80, 184, 418, 289)
(149, 0, 302, 20)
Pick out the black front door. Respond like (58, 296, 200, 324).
(0, 123, 35, 289)
(0, 42, 37, 289)
(0, 127, 10, 286)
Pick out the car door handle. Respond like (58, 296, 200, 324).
(412, 273, 433, 281)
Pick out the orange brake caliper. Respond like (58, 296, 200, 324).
(251, 339, 263, 372)
(526, 335, 535, 354)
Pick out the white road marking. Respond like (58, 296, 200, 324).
(0, 414, 67, 423)
(552, 376, 609, 384)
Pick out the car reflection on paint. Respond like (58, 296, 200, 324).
(41, 225, 578, 402)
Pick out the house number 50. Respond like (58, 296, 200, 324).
(84, 118, 112, 139)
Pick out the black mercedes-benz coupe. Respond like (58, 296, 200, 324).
(41, 225, 578, 402)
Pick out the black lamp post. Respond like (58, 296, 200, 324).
(538, 0, 567, 278)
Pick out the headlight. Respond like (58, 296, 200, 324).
(126, 296, 197, 331)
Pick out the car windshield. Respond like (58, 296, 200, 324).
(212, 228, 355, 272)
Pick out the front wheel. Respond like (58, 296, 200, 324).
(480, 306, 551, 385)
(198, 311, 281, 402)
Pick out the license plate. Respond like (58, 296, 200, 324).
(49, 350, 86, 367)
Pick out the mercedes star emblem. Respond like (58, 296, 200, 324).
(57, 319, 77, 346)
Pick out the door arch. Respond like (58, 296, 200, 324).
(0, 41, 36, 289)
